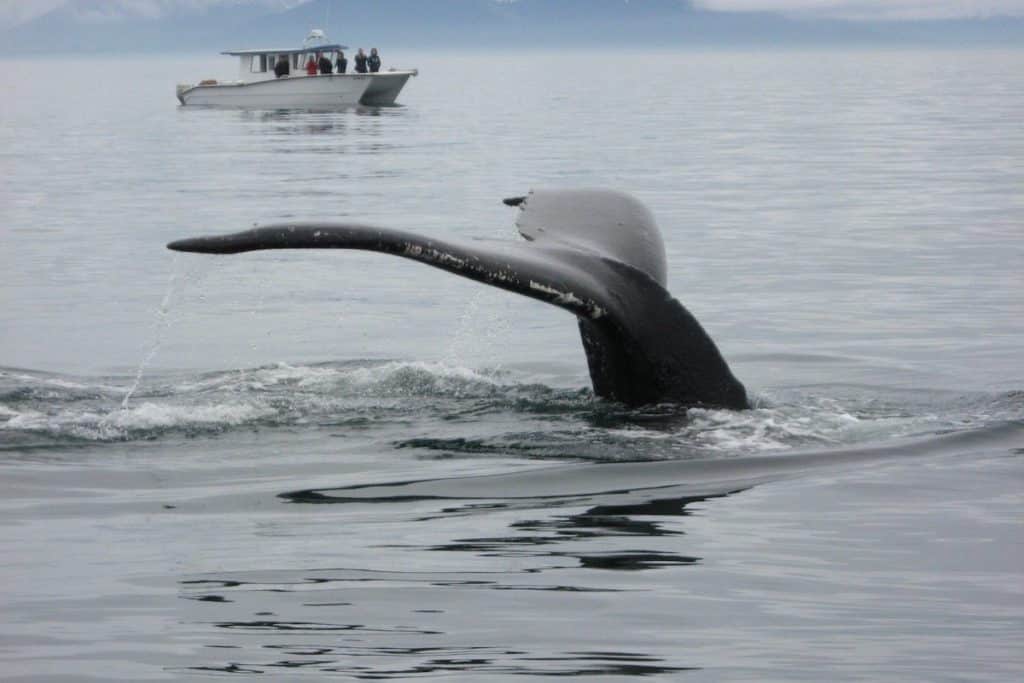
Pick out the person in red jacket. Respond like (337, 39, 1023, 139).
(305, 55, 318, 76)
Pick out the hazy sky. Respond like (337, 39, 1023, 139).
(693, 0, 1024, 20)
(2, 0, 1024, 30)
(0, 0, 302, 29)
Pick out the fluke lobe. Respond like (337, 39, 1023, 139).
(168, 189, 749, 409)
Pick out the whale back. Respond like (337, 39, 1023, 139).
(514, 189, 667, 287)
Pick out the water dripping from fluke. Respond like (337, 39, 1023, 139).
(119, 252, 215, 410)
(121, 254, 184, 409)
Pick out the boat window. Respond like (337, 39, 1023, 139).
(249, 55, 267, 73)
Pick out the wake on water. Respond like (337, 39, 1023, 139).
(1, 361, 1020, 465)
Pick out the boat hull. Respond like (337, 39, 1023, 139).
(360, 70, 418, 106)
(178, 74, 372, 110)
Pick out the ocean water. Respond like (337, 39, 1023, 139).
(1, 49, 1022, 681)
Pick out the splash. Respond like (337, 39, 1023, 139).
(0, 361, 535, 445)
(442, 288, 514, 374)
(2, 362, 1018, 457)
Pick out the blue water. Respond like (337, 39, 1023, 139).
(1, 50, 1022, 681)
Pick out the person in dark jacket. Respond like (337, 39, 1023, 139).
(354, 48, 368, 74)
(336, 50, 348, 74)
(274, 54, 289, 78)
(317, 52, 332, 75)
(368, 48, 381, 73)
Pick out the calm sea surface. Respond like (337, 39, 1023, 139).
(1, 50, 1022, 681)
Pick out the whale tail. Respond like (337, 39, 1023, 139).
(168, 189, 749, 409)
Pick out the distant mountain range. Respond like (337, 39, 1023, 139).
(2, 0, 1022, 53)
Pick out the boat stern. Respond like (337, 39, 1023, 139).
(176, 83, 192, 105)
(360, 69, 417, 106)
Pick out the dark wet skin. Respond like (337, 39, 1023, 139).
(168, 189, 749, 409)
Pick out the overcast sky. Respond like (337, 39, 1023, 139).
(2, 0, 1024, 30)
(0, 0, 300, 29)
(693, 0, 1024, 20)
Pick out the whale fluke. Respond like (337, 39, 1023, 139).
(168, 189, 749, 409)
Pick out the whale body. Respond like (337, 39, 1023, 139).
(168, 189, 749, 409)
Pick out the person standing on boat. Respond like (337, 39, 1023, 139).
(274, 54, 290, 78)
(305, 55, 318, 76)
(368, 48, 381, 73)
(336, 50, 348, 74)
(318, 52, 333, 75)
(354, 48, 368, 74)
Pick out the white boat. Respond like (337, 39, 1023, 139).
(176, 30, 417, 109)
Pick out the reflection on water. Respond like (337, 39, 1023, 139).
(178, 491, 719, 677)
(232, 107, 407, 157)
(424, 495, 715, 569)
(171, 425, 1023, 678)
(171, 440, 1024, 680)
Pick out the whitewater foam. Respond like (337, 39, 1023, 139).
(1, 364, 1015, 454)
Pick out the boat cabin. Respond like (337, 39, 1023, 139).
(223, 43, 349, 83)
